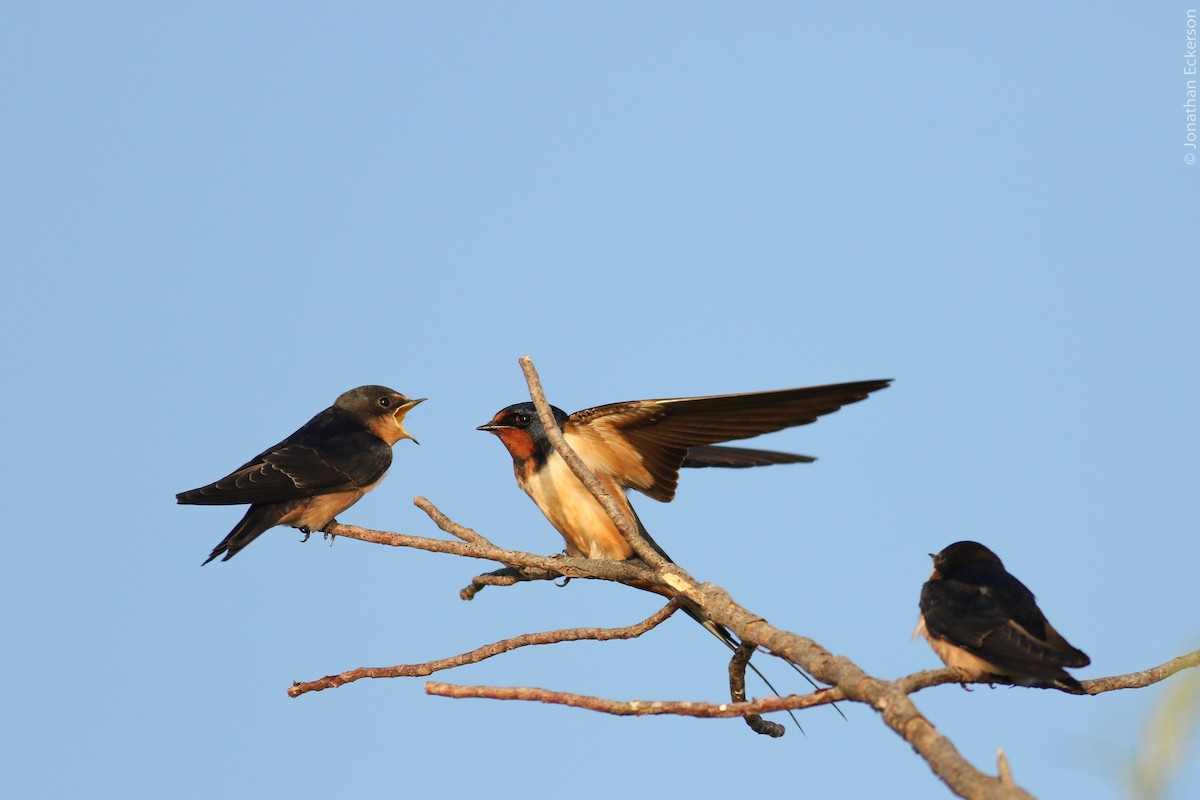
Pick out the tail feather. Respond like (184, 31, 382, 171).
(202, 504, 283, 565)
(1028, 671, 1088, 694)
(1052, 674, 1088, 694)
(682, 445, 816, 469)
(631, 513, 827, 730)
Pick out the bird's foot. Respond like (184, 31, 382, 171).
(299, 526, 312, 543)
(549, 551, 571, 585)
(322, 520, 338, 547)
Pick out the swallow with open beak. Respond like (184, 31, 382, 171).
(916, 540, 1091, 693)
(477, 379, 890, 649)
(178, 385, 425, 564)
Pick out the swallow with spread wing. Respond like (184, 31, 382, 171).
(916, 540, 1091, 693)
(477, 379, 890, 652)
(178, 385, 424, 564)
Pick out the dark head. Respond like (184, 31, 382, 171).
(929, 540, 1003, 579)
(477, 402, 569, 462)
(335, 385, 426, 445)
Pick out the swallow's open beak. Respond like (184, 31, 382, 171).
(393, 397, 426, 444)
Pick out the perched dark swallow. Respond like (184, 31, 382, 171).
(477, 380, 890, 656)
(178, 385, 425, 564)
(916, 540, 1091, 693)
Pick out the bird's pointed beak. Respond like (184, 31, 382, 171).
(393, 397, 426, 444)
(477, 417, 510, 433)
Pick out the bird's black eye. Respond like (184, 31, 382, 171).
(515, 413, 532, 426)
(378, 397, 391, 408)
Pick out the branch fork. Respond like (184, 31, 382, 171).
(285, 356, 1198, 800)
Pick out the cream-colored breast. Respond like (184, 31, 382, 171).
(523, 451, 635, 560)
(914, 614, 1005, 679)
(276, 472, 385, 531)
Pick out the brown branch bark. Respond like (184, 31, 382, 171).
(420, 650, 1200, 717)
(1081, 649, 1200, 693)
(289, 601, 679, 697)
(413, 495, 491, 545)
(424, 681, 835, 717)
(324, 518, 657, 586)
(310, 516, 1198, 800)
(801, 658, 1200, 705)
(458, 565, 565, 601)
(730, 641, 786, 737)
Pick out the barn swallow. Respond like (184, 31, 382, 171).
(916, 540, 1091, 693)
(477, 380, 890, 657)
(477, 380, 890, 561)
(177, 385, 425, 564)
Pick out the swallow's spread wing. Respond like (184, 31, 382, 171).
(565, 379, 890, 502)
(920, 566, 1090, 676)
(176, 410, 393, 506)
(681, 444, 816, 469)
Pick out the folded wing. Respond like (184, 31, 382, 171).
(176, 413, 392, 506)
(921, 573, 1090, 677)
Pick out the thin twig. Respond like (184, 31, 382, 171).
(997, 749, 1015, 786)
(731, 641, 786, 737)
(1081, 650, 1200, 694)
(414, 496, 490, 545)
(310, 512, 1200, 800)
(421, 646, 1200, 720)
(459, 565, 565, 601)
(886, 651, 1200, 698)
(289, 602, 680, 697)
(324, 520, 658, 586)
(424, 681, 835, 717)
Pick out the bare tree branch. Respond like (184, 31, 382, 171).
(324, 518, 657, 586)
(997, 749, 1015, 786)
(730, 641, 786, 737)
(1081, 650, 1200, 694)
(420, 648, 1200, 721)
(423, 681, 836, 717)
(311, 515, 1198, 800)
(515, 355, 1033, 800)
(458, 565, 564, 601)
(287, 357, 1200, 800)
(884, 652, 1200, 699)
(289, 601, 680, 697)
(413, 495, 491, 545)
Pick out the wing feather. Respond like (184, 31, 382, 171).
(177, 408, 392, 505)
(921, 568, 1090, 677)
(565, 379, 889, 501)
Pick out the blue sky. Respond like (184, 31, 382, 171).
(2, 4, 1197, 798)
